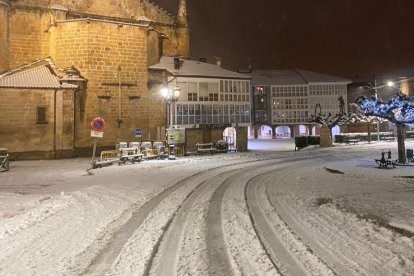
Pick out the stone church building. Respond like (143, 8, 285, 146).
(0, 0, 191, 159)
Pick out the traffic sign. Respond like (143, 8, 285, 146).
(91, 117, 105, 131)
(135, 128, 142, 138)
(91, 130, 104, 138)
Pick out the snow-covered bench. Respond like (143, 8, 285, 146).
(381, 136, 395, 142)
(345, 138, 360, 145)
(195, 142, 217, 155)
(119, 147, 144, 164)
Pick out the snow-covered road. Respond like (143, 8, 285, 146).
(0, 139, 413, 275)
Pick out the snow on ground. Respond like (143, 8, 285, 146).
(0, 138, 413, 275)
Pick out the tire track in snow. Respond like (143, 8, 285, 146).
(245, 168, 336, 275)
(264, 165, 358, 275)
(213, 156, 322, 275)
(220, 166, 282, 276)
(83, 168, 217, 275)
(263, 163, 411, 275)
(206, 175, 237, 276)
(149, 170, 239, 275)
(148, 159, 283, 275)
(85, 158, 276, 275)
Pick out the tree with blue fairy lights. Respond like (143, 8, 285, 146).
(348, 103, 385, 143)
(356, 91, 414, 163)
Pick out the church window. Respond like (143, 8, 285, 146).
(36, 107, 47, 124)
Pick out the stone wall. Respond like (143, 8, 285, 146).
(185, 129, 203, 152)
(0, 1, 10, 74)
(49, 20, 164, 148)
(1, 0, 191, 158)
(159, 25, 190, 58)
(0, 88, 75, 158)
(185, 126, 248, 152)
(8, 8, 50, 68)
(236, 126, 248, 151)
(13, 0, 175, 24)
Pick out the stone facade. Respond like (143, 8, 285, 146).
(185, 126, 248, 153)
(0, 0, 190, 158)
(0, 87, 76, 159)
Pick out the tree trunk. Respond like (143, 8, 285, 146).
(320, 125, 332, 147)
(367, 121, 371, 143)
(397, 124, 406, 164)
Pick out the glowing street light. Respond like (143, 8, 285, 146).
(161, 85, 180, 160)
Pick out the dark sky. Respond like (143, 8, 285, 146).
(154, 0, 414, 78)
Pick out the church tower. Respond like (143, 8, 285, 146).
(177, 0, 188, 26)
(176, 0, 189, 58)
(0, 0, 10, 74)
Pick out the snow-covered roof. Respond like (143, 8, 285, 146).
(0, 59, 78, 89)
(149, 56, 251, 80)
(249, 69, 351, 86)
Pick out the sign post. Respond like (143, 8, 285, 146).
(90, 117, 105, 166)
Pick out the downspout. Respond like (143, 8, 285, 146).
(117, 65, 123, 128)
(73, 89, 77, 155)
(53, 89, 57, 159)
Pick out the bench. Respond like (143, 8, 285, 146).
(119, 147, 144, 164)
(195, 142, 217, 155)
(345, 138, 360, 145)
(375, 158, 397, 168)
(381, 136, 395, 142)
(375, 151, 397, 168)
(119, 154, 144, 164)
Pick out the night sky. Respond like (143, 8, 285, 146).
(154, 0, 414, 78)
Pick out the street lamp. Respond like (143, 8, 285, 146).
(374, 79, 380, 142)
(161, 85, 180, 160)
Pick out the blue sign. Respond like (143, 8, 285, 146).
(135, 128, 142, 137)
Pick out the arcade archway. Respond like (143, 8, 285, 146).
(223, 127, 237, 150)
(275, 126, 290, 138)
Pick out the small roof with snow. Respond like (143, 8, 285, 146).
(0, 59, 78, 89)
(249, 69, 351, 86)
(149, 56, 250, 80)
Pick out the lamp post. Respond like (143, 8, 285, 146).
(374, 79, 380, 142)
(360, 80, 395, 142)
(161, 85, 180, 160)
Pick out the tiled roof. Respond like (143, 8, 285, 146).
(248, 70, 307, 85)
(149, 56, 250, 80)
(249, 69, 351, 86)
(0, 63, 78, 89)
(296, 69, 351, 84)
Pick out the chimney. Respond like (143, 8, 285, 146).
(174, 57, 180, 70)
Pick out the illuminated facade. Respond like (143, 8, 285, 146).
(250, 69, 351, 138)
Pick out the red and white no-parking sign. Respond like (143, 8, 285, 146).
(90, 117, 105, 131)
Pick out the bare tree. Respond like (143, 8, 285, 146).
(308, 96, 349, 145)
